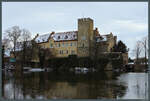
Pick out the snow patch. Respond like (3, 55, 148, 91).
(52, 31, 77, 41)
(35, 33, 51, 43)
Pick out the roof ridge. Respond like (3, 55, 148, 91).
(55, 31, 78, 34)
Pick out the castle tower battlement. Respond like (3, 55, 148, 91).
(78, 18, 93, 22)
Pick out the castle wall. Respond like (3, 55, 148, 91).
(97, 33, 117, 53)
(38, 42, 50, 49)
(49, 38, 77, 58)
(96, 42, 109, 53)
(97, 52, 128, 65)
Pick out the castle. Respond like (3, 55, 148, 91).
(9, 18, 128, 64)
(34, 18, 117, 58)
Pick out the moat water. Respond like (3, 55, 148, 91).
(2, 71, 148, 99)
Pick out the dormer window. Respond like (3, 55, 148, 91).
(65, 35, 68, 39)
(73, 35, 76, 37)
(58, 36, 60, 39)
(42, 39, 44, 41)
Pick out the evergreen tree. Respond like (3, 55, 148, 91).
(113, 40, 128, 53)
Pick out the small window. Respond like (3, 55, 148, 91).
(50, 43, 53, 48)
(59, 50, 61, 54)
(70, 43, 72, 46)
(55, 43, 57, 47)
(57, 43, 59, 47)
(66, 50, 68, 54)
(65, 43, 68, 47)
(58, 43, 61, 47)
(82, 43, 84, 47)
(59, 50, 63, 54)
(62, 43, 64, 47)
(71, 50, 75, 54)
(58, 36, 60, 39)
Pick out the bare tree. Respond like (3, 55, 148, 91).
(38, 47, 54, 68)
(4, 26, 22, 58)
(2, 37, 12, 51)
(140, 36, 148, 65)
(13, 29, 32, 66)
(133, 41, 142, 64)
(20, 29, 31, 42)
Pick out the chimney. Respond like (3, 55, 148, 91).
(51, 31, 55, 35)
(50, 31, 55, 38)
(33, 33, 39, 40)
(95, 27, 100, 36)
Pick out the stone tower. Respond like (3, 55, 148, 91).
(77, 18, 94, 57)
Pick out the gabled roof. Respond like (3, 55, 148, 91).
(35, 31, 78, 43)
(34, 30, 112, 43)
(35, 33, 51, 43)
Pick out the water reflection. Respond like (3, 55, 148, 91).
(117, 73, 148, 99)
(3, 71, 148, 99)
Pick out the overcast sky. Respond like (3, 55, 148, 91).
(2, 2, 148, 58)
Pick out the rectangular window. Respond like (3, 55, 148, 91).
(62, 43, 64, 47)
(59, 50, 63, 54)
(70, 43, 72, 46)
(66, 50, 68, 54)
(55, 43, 57, 47)
(82, 43, 84, 47)
(71, 50, 75, 54)
(58, 43, 61, 47)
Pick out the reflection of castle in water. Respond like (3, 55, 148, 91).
(3, 71, 127, 99)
